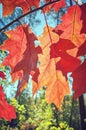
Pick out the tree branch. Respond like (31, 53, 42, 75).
(0, 0, 60, 32)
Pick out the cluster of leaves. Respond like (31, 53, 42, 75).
(0, 0, 86, 121)
(10, 98, 26, 126)
(57, 95, 80, 129)
(56, 121, 74, 130)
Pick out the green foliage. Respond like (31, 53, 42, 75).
(35, 100, 56, 130)
(10, 98, 26, 126)
(57, 95, 80, 129)
(21, 93, 57, 129)
(0, 88, 78, 130)
(57, 121, 74, 130)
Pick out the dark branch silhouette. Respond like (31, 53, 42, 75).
(0, 0, 60, 32)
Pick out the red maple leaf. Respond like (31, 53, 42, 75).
(50, 38, 76, 58)
(52, 0, 66, 12)
(13, 26, 42, 97)
(77, 40, 86, 56)
(71, 60, 86, 99)
(0, 25, 41, 97)
(50, 38, 81, 76)
(80, 3, 86, 33)
(0, 25, 27, 72)
(56, 52, 81, 77)
(0, 86, 16, 121)
(0, 0, 40, 16)
(44, 0, 66, 12)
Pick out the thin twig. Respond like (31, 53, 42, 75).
(69, 0, 73, 6)
(42, 9, 53, 44)
(0, 0, 60, 32)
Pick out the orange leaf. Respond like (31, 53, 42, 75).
(33, 59, 70, 109)
(46, 66, 70, 109)
(54, 5, 85, 47)
(0, 0, 15, 16)
(44, 0, 66, 12)
(32, 26, 70, 108)
(0, 25, 27, 72)
(0, 0, 40, 16)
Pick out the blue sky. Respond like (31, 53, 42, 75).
(0, 4, 2, 18)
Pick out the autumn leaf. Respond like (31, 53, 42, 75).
(52, 0, 66, 12)
(56, 52, 81, 77)
(77, 40, 86, 56)
(16, 0, 40, 13)
(32, 68, 40, 83)
(26, 0, 40, 8)
(0, 0, 40, 16)
(0, 71, 6, 79)
(13, 26, 41, 97)
(0, 25, 27, 72)
(0, 25, 41, 96)
(71, 60, 86, 99)
(54, 5, 85, 47)
(50, 38, 81, 76)
(0, 86, 16, 121)
(0, 0, 16, 16)
(33, 60, 70, 109)
(44, 60, 70, 109)
(44, 0, 66, 12)
(32, 26, 70, 108)
(33, 26, 59, 90)
(80, 3, 86, 33)
(50, 38, 76, 58)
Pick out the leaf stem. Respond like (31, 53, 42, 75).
(42, 9, 53, 44)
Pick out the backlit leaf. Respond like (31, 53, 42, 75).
(54, 5, 85, 47)
(0, 86, 16, 121)
(0, 25, 27, 72)
(0, 0, 40, 16)
(71, 60, 86, 99)
(13, 26, 41, 97)
(77, 40, 86, 56)
(44, 0, 66, 12)
(56, 52, 81, 77)
(50, 39, 80, 77)
(32, 26, 70, 108)
(80, 3, 86, 33)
